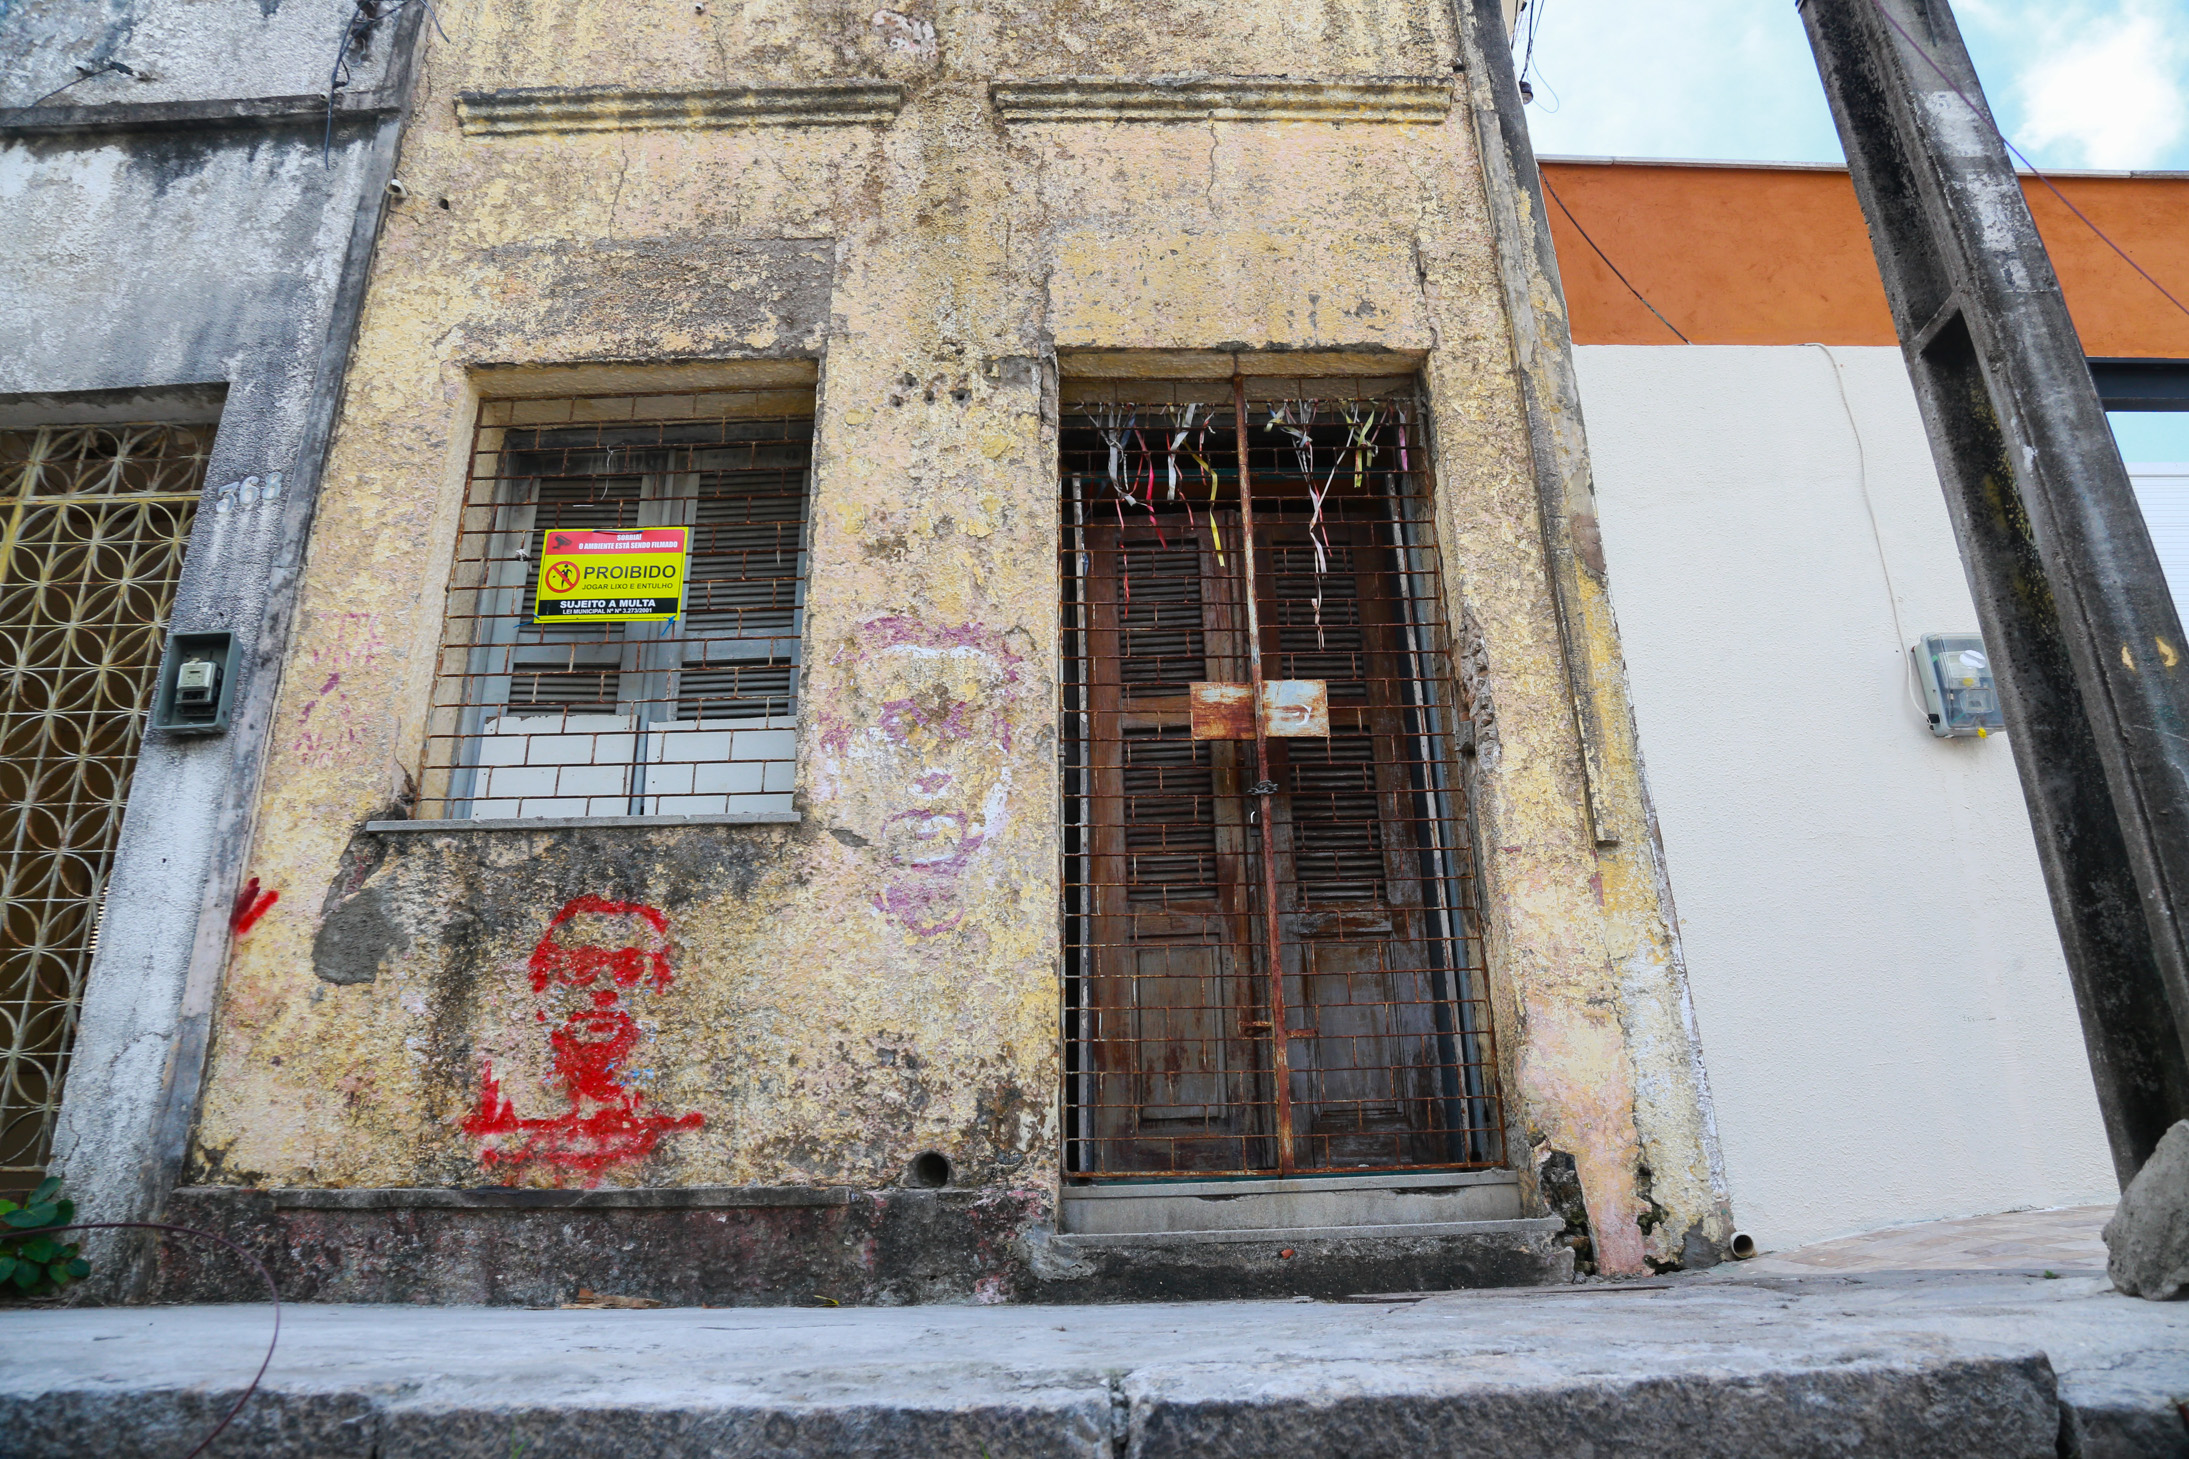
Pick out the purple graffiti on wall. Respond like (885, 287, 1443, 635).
(817, 617, 1026, 937)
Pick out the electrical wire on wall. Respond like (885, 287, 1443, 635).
(323, 0, 447, 162)
(1810, 342, 1930, 724)
(1510, 0, 1559, 109)
(25, 59, 139, 107)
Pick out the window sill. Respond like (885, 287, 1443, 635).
(364, 812, 802, 833)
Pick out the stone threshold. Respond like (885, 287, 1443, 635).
(1064, 1169, 1515, 1198)
(1057, 1217, 1563, 1249)
(1060, 1170, 1530, 1236)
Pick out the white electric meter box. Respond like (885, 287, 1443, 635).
(1912, 632, 2005, 738)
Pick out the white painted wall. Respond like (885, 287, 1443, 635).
(2127, 463, 2189, 627)
(1574, 344, 2117, 1253)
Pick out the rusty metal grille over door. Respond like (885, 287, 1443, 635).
(0, 425, 208, 1198)
(1060, 379, 1505, 1178)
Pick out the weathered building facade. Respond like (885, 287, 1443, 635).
(24, 0, 1740, 1303)
(0, 0, 420, 1289)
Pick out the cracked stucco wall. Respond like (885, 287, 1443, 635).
(2, 0, 414, 1290)
(183, 0, 1726, 1273)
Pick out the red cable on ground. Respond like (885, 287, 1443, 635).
(43, 1222, 281, 1459)
(1860, 0, 2189, 323)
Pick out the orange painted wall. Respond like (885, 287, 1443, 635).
(1539, 160, 2189, 357)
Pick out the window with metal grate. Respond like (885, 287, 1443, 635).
(423, 395, 812, 820)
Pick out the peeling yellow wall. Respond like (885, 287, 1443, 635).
(191, 0, 1726, 1271)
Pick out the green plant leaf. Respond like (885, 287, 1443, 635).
(65, 1258, 88, 1280)
(30, 1177, 59, 1206)
(46, 1261, 69, 1285)
(52, 1200, 73, 1224)
(0, 1200, 17, 1217)
(19, 1237, 55, 1264)
(0, 1256, 15, 1283)
(10, 1262, 36, 1288)
(4, 1207, 55, 1229)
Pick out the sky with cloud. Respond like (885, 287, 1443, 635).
(1507, 0, 2189, 463)
(1509, 0, 2189, 171)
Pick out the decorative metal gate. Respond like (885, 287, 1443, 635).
(0, 425, 208, 1198)
(1059, 377, 1506, 1179)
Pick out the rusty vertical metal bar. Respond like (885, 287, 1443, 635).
(1232, 372, 1295, 1175)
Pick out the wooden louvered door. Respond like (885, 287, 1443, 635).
(1261, 522, 1448, 1170)
(1077, 513, 1450, 1174)
(1081, 523, 1266, 1172)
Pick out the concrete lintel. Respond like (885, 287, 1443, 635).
(455, 83, 906, 137)
(990, 75, 1454, 125)
(468, 359, 822, 399)
(222, 1185, 855, 1211)
(1055, 348, 1425, 385)
(0, 382, 227, 428)
(1055, 1217, 1564, 1249)
(364, 813, 803, 834)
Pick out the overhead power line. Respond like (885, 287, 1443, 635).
(1860, 0, 2189, 324)
(1539, 173, 1693, 344)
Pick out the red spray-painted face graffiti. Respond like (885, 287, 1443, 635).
(462, 895, 702, 1183)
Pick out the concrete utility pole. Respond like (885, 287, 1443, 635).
(1798, 0, 2189, 1190)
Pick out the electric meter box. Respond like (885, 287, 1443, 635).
(1912, 632, 2005, 739)
(151, 630, 239, 734)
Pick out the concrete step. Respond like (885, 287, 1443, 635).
(153, 1185, 1574, 1306)
(1059, 1169, 1525, 1234)
(6, 1269, 2185, 1457)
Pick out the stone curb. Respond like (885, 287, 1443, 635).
(2, 1350, 2070, 1457)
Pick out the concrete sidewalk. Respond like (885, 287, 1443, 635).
(3, 1212, 2184, 1458)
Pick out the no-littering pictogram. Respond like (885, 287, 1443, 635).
(534, 527, 689, 623)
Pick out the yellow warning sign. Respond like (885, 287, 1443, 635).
(535, 527, 689, 623)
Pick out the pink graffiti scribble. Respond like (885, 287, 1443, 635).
(871, 881, 967, 937)
(879, 697, 975, 744)
(464, 895, 702, 1182)
(838, 616, 1024, 683)
(883, 809, 980, 864)
(290, 614, 384, 769)
(826, 617, 1029, 937)
(869, 806, 987, 937)
(296, 673, 344, 728)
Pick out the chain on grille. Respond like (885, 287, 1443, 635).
(421, 394, 814, 820)
(1059, 376, 1506, 1179)
(0, 424, 208, 1198)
